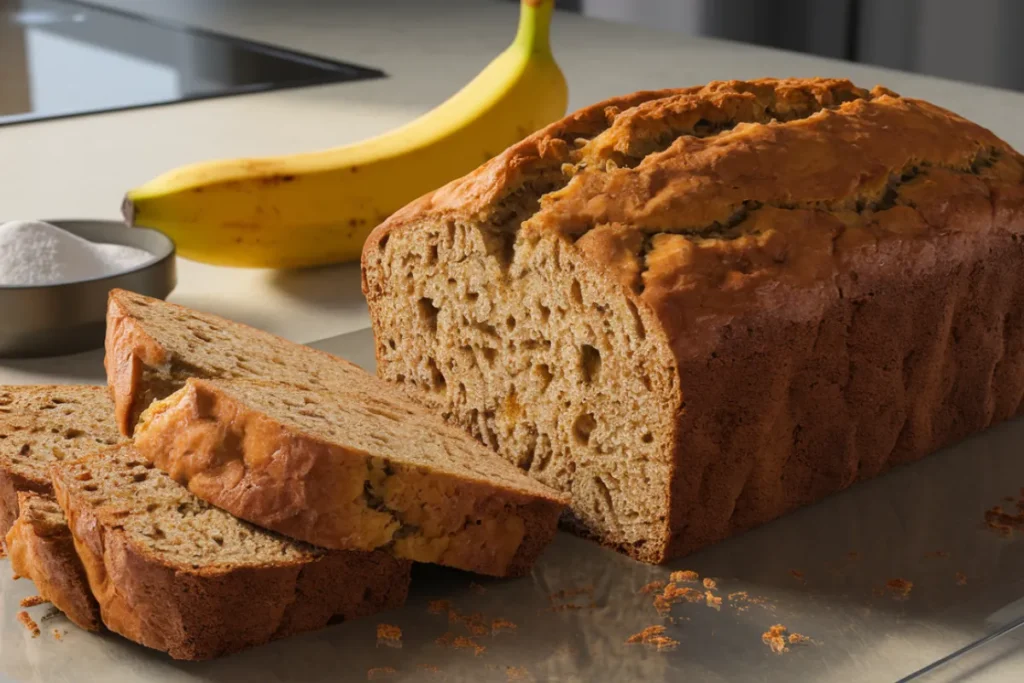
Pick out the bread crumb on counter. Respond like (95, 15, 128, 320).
(376, 623, 402, 648)
(923, 550, 950, 560)
(436, 632, 486, 656)
(955, 571, 968, 586)
(367, 666, 397, 680)
(705, 591, 723, 610)
(16, 611, 39, 638)
(983, 489, 1024, 536)
(669, 570, 699, 583)
(639, 580, 666, 595)
(491, 618, 517, 633)
(506, 665, 534, 681)
(789, 569, 805, 582)
(51, 629, 64, 641)
(653, 583, 704, 615)
(885, 578, 914, 600)
(702, 578, 717, 590)
(626, 625, 679, 651)
(762, 624, 812, 654)
(19, 595, 48, 608)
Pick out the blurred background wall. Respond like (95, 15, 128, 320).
(540, 0, 1024, 92)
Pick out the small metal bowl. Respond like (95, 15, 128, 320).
(0, 219, 176, 358)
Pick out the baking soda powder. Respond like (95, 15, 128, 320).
(0, 220, 154, 287)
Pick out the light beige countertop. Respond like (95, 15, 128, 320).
(3, 2, 1024, 679)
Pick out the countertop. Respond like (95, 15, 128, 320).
(3, 1, 1024, 679)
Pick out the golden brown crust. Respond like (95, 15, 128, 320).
(104, 293, 173, 436)
(5, 492, 100, 631)
(132, 379, 564, 577)
(363, 78, 1024, 563)
(50, 459, 411, 661)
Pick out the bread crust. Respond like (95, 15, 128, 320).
(5, 492, 100, 631)
(132, 378, 565, 577)
(363, 78, 1024, 562)
(0, 469, 50, 539)
(51, 457, 411, 661)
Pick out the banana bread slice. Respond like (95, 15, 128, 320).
(105, 288, 376, 436)
(6, 492, 99, 631)
(133, 377, 567, 577)
(51, 444, 411, 661)
(0, 385, 122, 535)
(362, 77, 1024, 563)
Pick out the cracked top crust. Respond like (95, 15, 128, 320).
(366, 78, 1024, 352)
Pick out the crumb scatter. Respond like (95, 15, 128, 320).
(436, 631, 486, 656)
(16, 611, 39, 638)
(19, 595, 48, 608)
(376, 623, 402, 648)
(639, 580, 665, 595)
(626, 625, 679, 651)
(669, 570, 699, 583)
(955, 571, 968, 586)
(762, 624, 812, 654)
(702, 578, 717, 590)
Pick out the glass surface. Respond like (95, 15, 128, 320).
(0, 0, 384, 126)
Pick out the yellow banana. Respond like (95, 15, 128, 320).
(123, 0, 567, 268)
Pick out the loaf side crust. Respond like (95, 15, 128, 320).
(51, 462, 411, 661)
(132, 378, 564, 577)
(5, 492, 100, 631)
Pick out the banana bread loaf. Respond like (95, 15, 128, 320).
(362, 77, 1024, 563)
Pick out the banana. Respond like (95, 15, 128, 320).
(123, 0, 567, 268)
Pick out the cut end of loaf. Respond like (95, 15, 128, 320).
(364, 220, 678, 563)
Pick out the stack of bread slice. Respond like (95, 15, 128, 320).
(1, 290, 566, 660)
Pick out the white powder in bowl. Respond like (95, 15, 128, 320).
(0, 220, 154, 287)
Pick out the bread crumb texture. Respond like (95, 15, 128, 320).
(376, 623, 402, 648)
(435, 632, 485, 656)
(762, 624, 812, 654)
(626, 625, 679, 651)
(16, 610, 39, 638)
(19, 595, 47, 608)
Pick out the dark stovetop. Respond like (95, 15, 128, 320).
(0, 0, 384, 127)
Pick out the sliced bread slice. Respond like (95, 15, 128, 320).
(51, 444, 411, 660)
(105, 289, 375, 436)
(0, 385, 122, 535)
(6, 492, 100, 631)
(133, 377, 567, 577)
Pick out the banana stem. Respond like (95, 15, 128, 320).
(514, 0, 555, 56)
